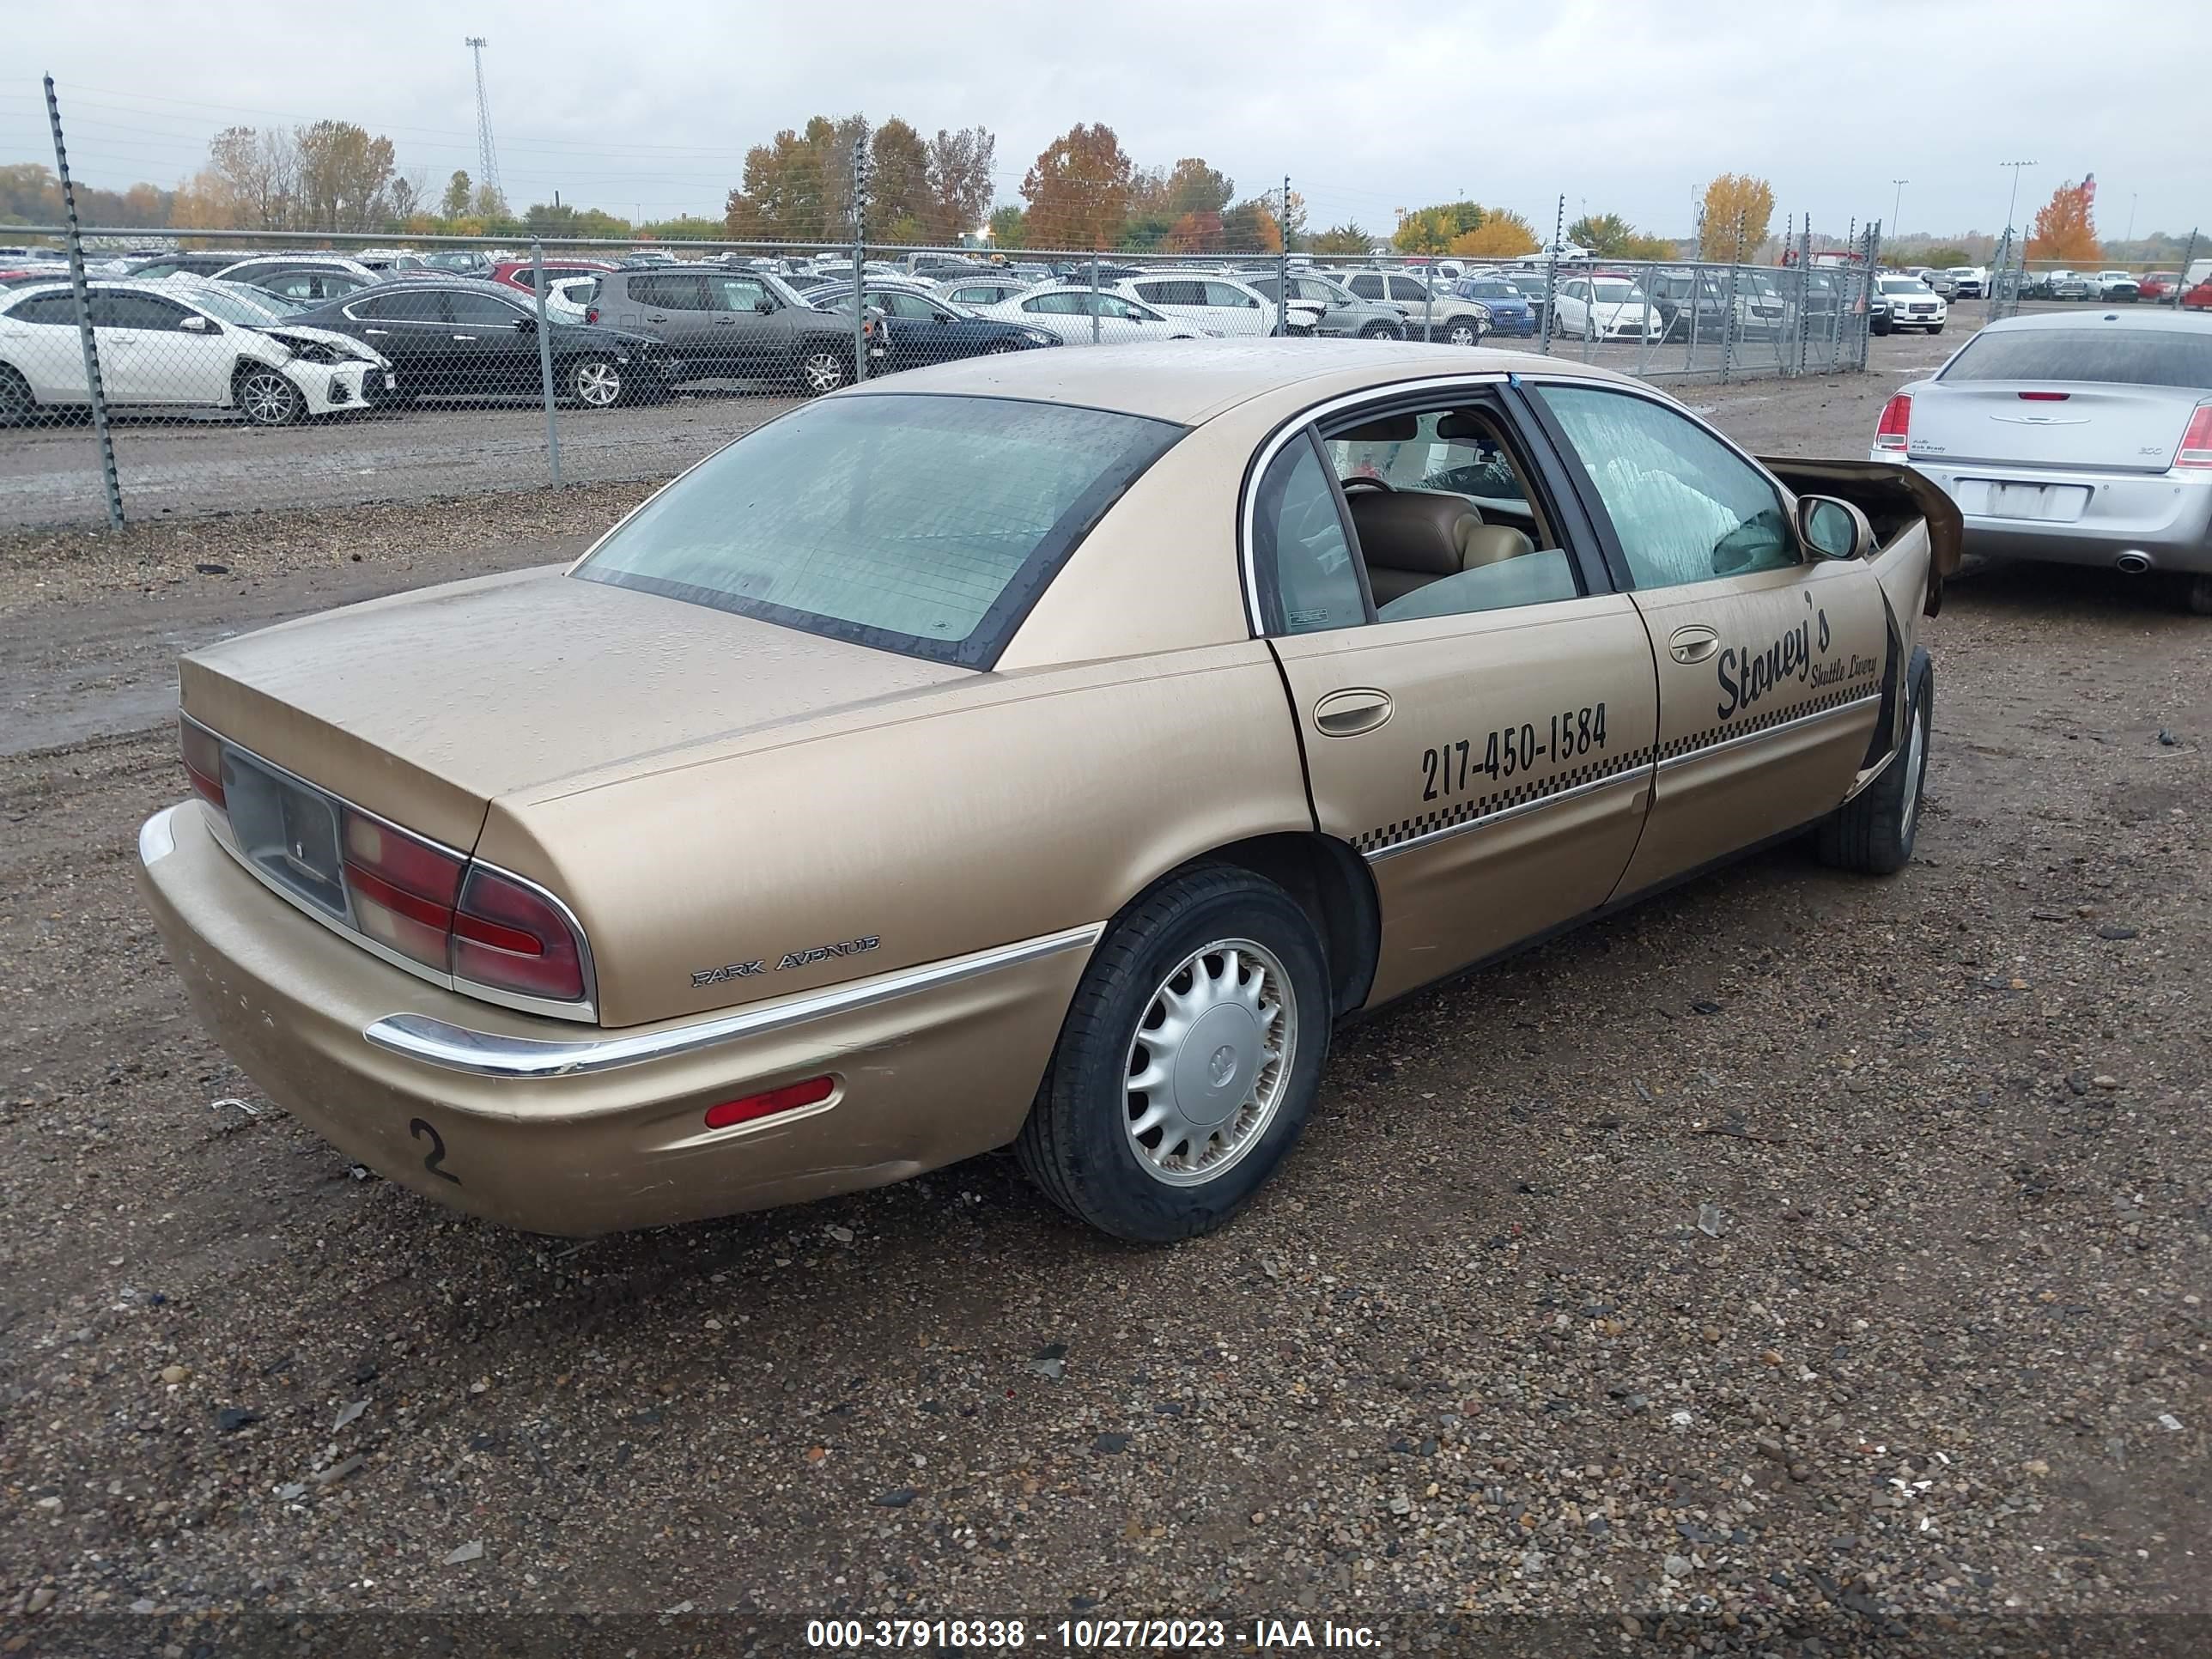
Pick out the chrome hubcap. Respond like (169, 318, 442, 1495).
(575, 362, 620, 406)
(1901, 698, 1928, 840)
(1122, 939, 1294, 1187)
(802, 353, 844, 392)
(1448, 324, 1477, 344)
(240, 374, 293, 423)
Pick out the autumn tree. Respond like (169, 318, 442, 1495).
(1222, 196, 1283, 252)
(1022, 123, 1134, 249)
(209, 126, 299, 229)
(988, 204, 1029, 248)
(924, 126, 995, 241)
(1394, 201, 1484, 254)
(441, 170, 473, 219)
(1449, 213, 1538, 258)
(2028, 179, 2101, 264)
(1698, 173, 1775, 261)
(1308, 222, 1372, 255)
(1165, 211, 1224, 252)
(0, 163, 64, 222)
(1568, 212, 1636, 256)
(290, 122, 398, 228)
(869, 118, 932, 241)
(724, 114, 868, 240)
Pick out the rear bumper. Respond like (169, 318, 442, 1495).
(137, 801, 1092, 1236)
(1888, 459, 2212, 572)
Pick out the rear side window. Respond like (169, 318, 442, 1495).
(354, 289, 447, 321)
(574, 395, 1184, 668)
(1941, 328, 2212, 391)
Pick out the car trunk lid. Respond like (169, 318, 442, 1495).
(179, 564, 971, 853)
(1907, 382, 2206, 473)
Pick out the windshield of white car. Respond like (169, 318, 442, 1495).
(1879, 278, 1929, 295)
(1592, 282, 1645, 302)
(1942, 329, 2212, 391)
(185, 286, 299, 325)
(574, 395, 1187, 668)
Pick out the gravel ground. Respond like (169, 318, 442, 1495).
(0, 344, 2206, 1658)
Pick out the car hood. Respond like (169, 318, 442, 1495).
(252, 323, 385, 360)
(178, 565, 973, 854)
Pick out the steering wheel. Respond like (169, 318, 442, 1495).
(1338, 476, 1396, 494)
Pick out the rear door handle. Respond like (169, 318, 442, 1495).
(452, 334, 478, 342)
(362, 328, 392, 336)
(1312, 688, 1393, 737)
(1668, 624, 1719, 665)
(646, 314, 667, 322)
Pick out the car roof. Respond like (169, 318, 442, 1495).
(832, 337, 1638, 424)
(1977, 308, 2212, 337)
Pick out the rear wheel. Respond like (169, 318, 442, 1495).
(1358, 320, 1398, 339)
(1016, 866, 1330, 1244)
(234, 364, 305, 427)
(1816, 649, 1931, 875)
(2181, 574, 2212, 617)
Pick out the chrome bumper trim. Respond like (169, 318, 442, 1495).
(363, 921, 1107, 1079)
(1655, 694, 1881, 774)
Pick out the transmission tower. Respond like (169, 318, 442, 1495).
(465, 36, 502, 205)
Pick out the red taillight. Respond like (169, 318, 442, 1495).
(585, 305, 599, 324)
(2017, 391, 2070, 401)
(179, 718, 225, 809)
(342, 809, 464, 969)
(702, 1076, 835, 1130)
(452, 868, 586, 1002)
(1875, 392, 1911, 451)
(2177, 404, 2212, 470)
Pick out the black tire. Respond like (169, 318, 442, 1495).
(568, 354, 623, 410)
(0, 363, 37, 424)
(1358, 320, 1398, 340)
(2180, 574, 2212, 617)
(1817, 648, 1932, 875)
(1872, 319, 1892, 336)
(1443, 319, 1481, 347)
(1015, 865, 1331, 1245)
(233, 364, 305, 427)
(1930, 323, 1946, 335)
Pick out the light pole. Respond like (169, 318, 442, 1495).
(1890, 179, 1908, 236)
(1999, 161, 2035, 241)
(2125, 192, 2137, 245)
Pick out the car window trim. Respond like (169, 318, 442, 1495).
(1514, 375, 1807, 592)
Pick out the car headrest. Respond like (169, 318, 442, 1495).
(1346, 489, 1482, 576)
(1461, 524, 1536, 568)
(1434, 410, 1494, 443)
(1334, 412, 1419, 443)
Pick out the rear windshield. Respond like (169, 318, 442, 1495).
(573, 394, 1183, 667)
(1941, 328, 2212, 391)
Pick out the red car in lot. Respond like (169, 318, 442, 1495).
(489, 257, 616, 295)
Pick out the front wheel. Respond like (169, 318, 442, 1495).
(1443, 319, 1481, 347)
(1816, 649, 1931, 875)
(796, 345, 849, 395)
(1929, 323, 1946, 335)
(1016, 866, 1330, 1244)
(568, 354, 624, 409)
(0, 364, 36, 424)
(234, 365, 305, 427)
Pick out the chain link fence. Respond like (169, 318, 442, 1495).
(3, 222, 1883, 531)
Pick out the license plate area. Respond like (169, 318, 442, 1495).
(1957, 479, 2092, 522)
(221, 750, 348, 918)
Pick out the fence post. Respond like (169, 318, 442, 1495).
(850, 144, 868, 383)
(1089, 253, 1101, 345)
(1860, 223, 1877, 371)
(1540, 195, 1563, 356)
(530, 240, 562, 488)
(2175, 230, 2198, 309)
(42, 76, 121, 531)
(1720, 217, 1743, 384)
(1276, 173, 1291, 337)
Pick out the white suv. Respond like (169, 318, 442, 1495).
(1113, 274, 1321, 337)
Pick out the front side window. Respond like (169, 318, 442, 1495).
(1202, 281, 1258, 308)
(353, 289, 447, 322)
(447, 290, 526, 325)
(574, 395, 1185, 667)
(87, 292, 192, 331)
(1538, 386, 1796, 589)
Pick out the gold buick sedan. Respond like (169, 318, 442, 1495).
(137, 342, 1959, 1243)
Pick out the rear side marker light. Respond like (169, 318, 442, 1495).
(703, 1076, 836, 1131)
(2177, 404, 2212, 471)
(1875, 392, 1911, 451)
(180, 718, 225, 808)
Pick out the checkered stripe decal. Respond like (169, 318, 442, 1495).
(1656, 685, 1876, 762)
(1354, 744, 1655, 855)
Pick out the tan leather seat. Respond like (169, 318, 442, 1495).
(1346, 489, 1482, 604)
(1462, 523, 1535, 568)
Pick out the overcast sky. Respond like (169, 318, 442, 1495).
(5, 1, 2203, 242)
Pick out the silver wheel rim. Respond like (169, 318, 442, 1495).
(1448, 323, 1477, 345)
(1900, 697, 1929, 840)
(574, 361, 621, 406)
(239, 372, 295, 425)
(1122, 938, 1295, 1188)
(801, 352, 844, 393)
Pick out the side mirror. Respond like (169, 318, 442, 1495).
(755, 297, 775, 314)
(179, 315, 210, 333)
(1799, 495, 1873, 562)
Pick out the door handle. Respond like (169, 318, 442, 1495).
(452, 334, 478, 342)
(363, 328, 391, 336)
(646, 314, 667, 322)
(1312, 688, 1393, 737)
(1668, 625, 1720, 665)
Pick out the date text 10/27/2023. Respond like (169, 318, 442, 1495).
(804, 1617, 1382, 1649)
